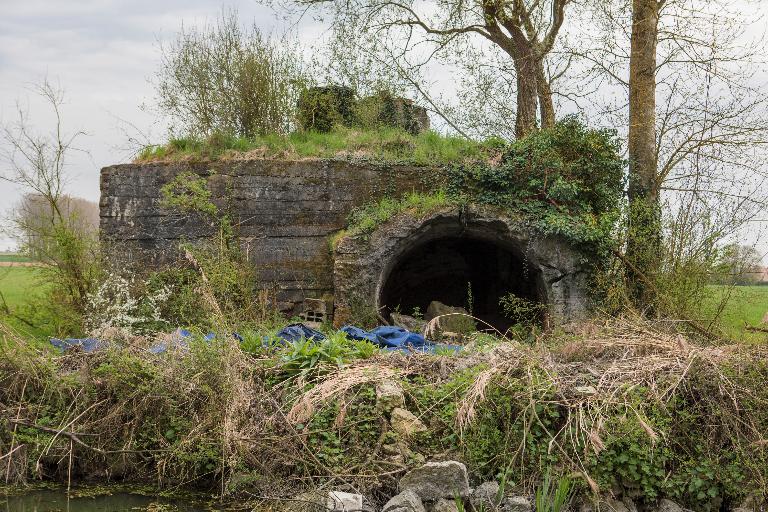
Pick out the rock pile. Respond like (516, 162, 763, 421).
(304, 460, 762, 512)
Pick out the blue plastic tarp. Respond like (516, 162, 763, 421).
(271, 323, 326, 344)
(270, 323, 461, 353)
(341, 325, 460, 353)
(51, 323, 460, 355)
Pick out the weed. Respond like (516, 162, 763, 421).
(535, 470, 573, 512)
(137, 126, 493, 167)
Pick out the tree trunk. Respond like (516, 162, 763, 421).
(537, 62, 555, 129)
(510, 32, 540, 138)
(627, 0, 661, 310)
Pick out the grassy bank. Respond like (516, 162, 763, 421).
(0, 253, 32, 263)
(1, 318, 767, 510)
(136, 127, 498, 166)
(0, 266, 54, 340)
(699, 285, 768, 342)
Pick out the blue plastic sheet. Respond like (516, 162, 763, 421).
(272, 323, 461, 353)
(271, 323, 326, 344)
(341, 325, 461, 353)
(51, 324, 460, 355)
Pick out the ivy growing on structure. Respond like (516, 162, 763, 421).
(342, 117, 626, 261)
(446, 116, 626, 256)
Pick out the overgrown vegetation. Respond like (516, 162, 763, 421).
(154, 8, 307, 137)
(136, 126, 494, 166)
(2, 318, 766, 510)
(337, 117, 623, 264)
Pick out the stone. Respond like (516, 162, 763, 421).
(425, 301, 477, 334)
(431, 499, 460, 512)
(391, 313, 427, 333)
(651, 499, 692, 512)
(470, 481, 501, 510)
(502, 496, 532, 512)
(398, 461, 471, 500)
(382, 442, 402, 456)
(578, 499, 630, 512)
(391, 408, 427, 437)
(383, 490, 427, 512)
(377, 380, 406, 411)
(327, 491, 363, 512)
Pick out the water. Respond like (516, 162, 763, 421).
(1, 489, 211, 512)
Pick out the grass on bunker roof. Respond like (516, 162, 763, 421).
(135, 126, 499, 166)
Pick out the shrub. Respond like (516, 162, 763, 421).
(296, 85, 357, 132)
(355, 91, 430, 134)
(154, 8, 307, 137)
(448, 116, 625, 219)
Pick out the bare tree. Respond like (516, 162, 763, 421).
(13, 194, 98, 261)
(1, 79, 97, 319)
(154, 7, 308, 137)
(559, 0, 768, 310)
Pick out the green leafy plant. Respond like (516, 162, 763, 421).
(499, 292, 546, 326)
(160, 172, 218, 216)
(277, 331, 379, 381)
(535, 470, 573, 512)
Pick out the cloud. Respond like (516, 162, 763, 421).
(0, 0, 321, 249)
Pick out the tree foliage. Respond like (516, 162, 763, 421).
(154, 8, 308, 137)
(448, 117, 625, 229)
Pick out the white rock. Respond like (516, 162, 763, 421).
(327, 491, 363, 512)
(383, 490, 427, 512)
(470, 481, 501, 510)
(653, 499, 692, 512)
(431, 498, 460, 512)
(377, 380, 406, 411)
(502, 496, 532, 512)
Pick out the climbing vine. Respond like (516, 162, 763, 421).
(343, 117, 625, 260)
(446, 116, 625, 256)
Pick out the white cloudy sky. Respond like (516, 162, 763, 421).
(0, 0, 766, 261)
(0, 0, 326, 250)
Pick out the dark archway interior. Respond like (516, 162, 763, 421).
(380, 236, 544, 332)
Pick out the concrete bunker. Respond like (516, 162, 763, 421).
(379, 236, 546, 331)
(333, 206, 590, 329)
(100, 159, 591, 327)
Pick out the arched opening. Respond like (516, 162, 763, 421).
(378, 236, 546, 332)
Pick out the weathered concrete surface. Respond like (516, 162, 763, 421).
(100, 158, 434, 313)
(333, 205, 590, 327)
(102, 159, 590, 323)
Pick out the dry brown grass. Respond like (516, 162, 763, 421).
(2, 314, 767, 500)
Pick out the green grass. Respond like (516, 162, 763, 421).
(0, 266, 52, 339)
(137, 126, 497, 166)
(0, 253, 31, 263)
(699, 285, 768, 342)
(331, 190, 455, 249)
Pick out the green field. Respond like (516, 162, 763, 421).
(0, 253, 31, 263)
(698, 285, 768, 342)
(0, 266, 51, 339)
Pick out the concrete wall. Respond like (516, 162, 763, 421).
(100, 158, 435, 313)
